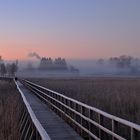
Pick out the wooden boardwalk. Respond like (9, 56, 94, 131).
(17, 81, 83, 140)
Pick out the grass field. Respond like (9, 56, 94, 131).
(0, 80, 22, 140)
(28, 77, 140, 125)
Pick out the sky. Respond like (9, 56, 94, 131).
(0, 0, 140, 60)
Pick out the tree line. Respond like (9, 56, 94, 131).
(97, 55, 140, 68)
(0, 56, 18, 77)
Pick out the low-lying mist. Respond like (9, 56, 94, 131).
(16, 55, 140, 78)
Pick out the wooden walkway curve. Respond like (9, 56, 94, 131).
(17, 81, 83, 140)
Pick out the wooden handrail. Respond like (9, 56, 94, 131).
(15, 80, 51, 140)
(22, 79, 140, 140)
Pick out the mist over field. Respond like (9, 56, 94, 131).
(15, 55, 140, 78)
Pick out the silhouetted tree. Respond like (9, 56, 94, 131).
(6, 64, 12, 76)
(11, 63, 17, 76)
(6, 62, 18, 76)
(0, 63, 7, 76)
(109, 55, 133, 68)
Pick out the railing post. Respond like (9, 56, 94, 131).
(29, 129, 34, 140)
(80, 105, 83, 137)
(67, 100, 71, 124)
(20, 112, 28, 132)
(19, 109, 26, 127)
(89, 109, 92, 140)
(63, 98, 66, 121)
(131, 127, 134, 140)
(112, 120, 115, 140)
(112, 119, 119, 140)
(60, 96, 63, 118)
(98, 114, 103, 139)
(24, 123, 31, 140)
(19, 109, 25, 124)
(73, 102, 77, 130)
(21, 117, 29, 139)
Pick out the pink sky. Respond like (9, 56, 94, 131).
(0, 1, 139, 60)
(0, 37, 139, 61)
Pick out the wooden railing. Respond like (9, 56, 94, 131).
(22, 79, 140, 140)
(15, 80, 51, 140)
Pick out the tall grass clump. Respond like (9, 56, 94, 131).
(0, 81, 22, 140)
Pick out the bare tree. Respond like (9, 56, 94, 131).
(109, 55, 133, 68)
(11, 63, 17, 76)
(6, 64, 12, 76)
(0, 57, 18, 77)
(6, 62, 18, 76)
(0, 63, 7, 76)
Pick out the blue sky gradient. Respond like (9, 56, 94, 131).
(0, 0, 140, 60)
